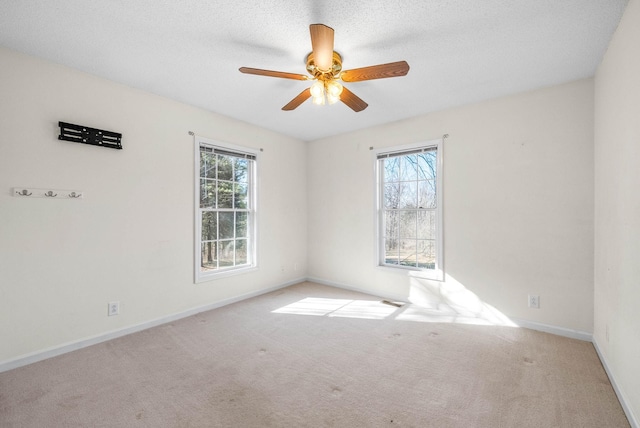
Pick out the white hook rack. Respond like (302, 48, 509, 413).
(12, 188, 84, 199)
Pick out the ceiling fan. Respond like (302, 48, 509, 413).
(239, 24, 410, 112)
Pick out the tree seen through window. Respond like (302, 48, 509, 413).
(381, 148, 437, 269)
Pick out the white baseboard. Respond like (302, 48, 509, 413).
(509, 317, 593, 342)
(593, 338, 638, 428)
(0, 278, 304, 373)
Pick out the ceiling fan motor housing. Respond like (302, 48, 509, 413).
(306, 51, 343, 80)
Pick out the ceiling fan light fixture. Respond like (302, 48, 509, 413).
(326, 80, 343, 97)
(310, 81, 324, 98)
(326, 93, 340, 105)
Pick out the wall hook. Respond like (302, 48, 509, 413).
(13, 187, 82, 199)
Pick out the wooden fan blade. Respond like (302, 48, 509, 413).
(310, 24, 334, 72)
(341, 61, 410, 82)
(239, 67, 309, 81)
(282, 88, 312, 111)
(340, 86, 368, 112)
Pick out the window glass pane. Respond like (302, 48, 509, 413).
(219, 212, 234, 240)
(417, 151, 436, 180)
(235, 239, 247, 265)
(383, 158, 400, 182)
(418, 179, 436, 209)
(197, 143, 256, 280)
(398, 239, 418, 267)
(217, 181, 233, 208)
(200, 179, 215, 208)
(234, 158, 248, 183)
(217, 155, 233, 181)
(219, 240, 235, 267)
(378, 144, 440, 276)
(201, 151, 217, 179)
(201, 242, 217, 272)
(202, 212, 217, 241)
(400, 155, 418, 181)
(383, 183, 400, 209)
(399, 210, 417, 239)
(384, 209, 399, 230)
(385, 238, 399, 265)
(417, 210, 435, 240)
(398, 182, 417, 209)
(236, 212, 247, 238)
(417, 240, 435, 269)
(234, 183, 248, 209)
(384, 209, 399, 247)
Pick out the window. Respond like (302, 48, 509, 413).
(376, 140, 443, 280)
(195, 137, 257, 282)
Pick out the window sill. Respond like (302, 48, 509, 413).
(195, 265, 258, 283)
(376, 264, 444, 282)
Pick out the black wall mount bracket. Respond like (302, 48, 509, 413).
(58, 121, 122, 150)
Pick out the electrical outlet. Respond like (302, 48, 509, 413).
(108, 301, 120, 316)
(528, 295, 540, 309)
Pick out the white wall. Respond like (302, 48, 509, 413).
(594, 0, 640, 423)
(0, 47, 307, 364)
(308, 79, 595, 333)
(2, 15, 637, 419)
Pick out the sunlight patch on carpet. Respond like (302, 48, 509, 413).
(272, 298, 398, 319)
(273, 296, 518, 326)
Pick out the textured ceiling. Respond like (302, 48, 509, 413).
(0, 0, 628, 141)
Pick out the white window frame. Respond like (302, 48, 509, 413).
(374, 139, 444, 281)
(194, 136, 258, 283)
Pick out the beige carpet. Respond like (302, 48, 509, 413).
(0, 282, 630, 427)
